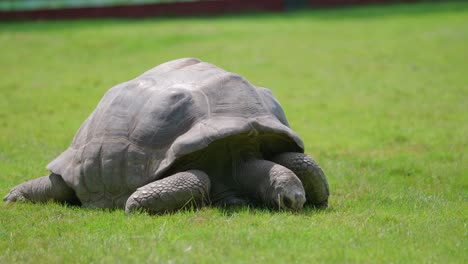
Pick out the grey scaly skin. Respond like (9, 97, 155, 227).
(271, 152, 329, 208)
(3, 153, 325, 213)
(125, 158, 307, 213)
(3, 157, 312, 213)
(3, 173, 78, 204)
(235, 159, 306, 210)
(125, 170, 210, 214)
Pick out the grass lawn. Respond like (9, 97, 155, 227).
(0, 1, 467, 263)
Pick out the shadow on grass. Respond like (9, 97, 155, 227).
(216, 204, 333, 217)
(3, 199, 334, 218)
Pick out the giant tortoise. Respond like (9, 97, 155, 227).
(4, 58, 329, 213)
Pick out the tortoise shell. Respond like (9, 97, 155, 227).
(47, 58, 303, 208)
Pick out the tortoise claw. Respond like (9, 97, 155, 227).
(3, 188, 26, 203)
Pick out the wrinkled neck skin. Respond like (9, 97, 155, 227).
(167, 134, 265, 204)
(229, 137, 273, 202)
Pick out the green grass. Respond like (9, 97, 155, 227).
(1, 1, 467, 263)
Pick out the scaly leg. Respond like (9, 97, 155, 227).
(125, 170, 210, 214)
(272, 152, 329, 208)
(4, 173, 78, 204)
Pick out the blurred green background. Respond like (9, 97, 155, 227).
(0, 0, 199, 11)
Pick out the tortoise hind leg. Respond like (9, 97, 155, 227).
(125, 170, 211, 214)
(271, 152, 329, 208)
(3, 173, 79, 205)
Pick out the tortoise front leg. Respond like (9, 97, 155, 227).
(3, 173, 79, 204)
(271, 153, 329, 208)
(125, 170, 210, 214)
